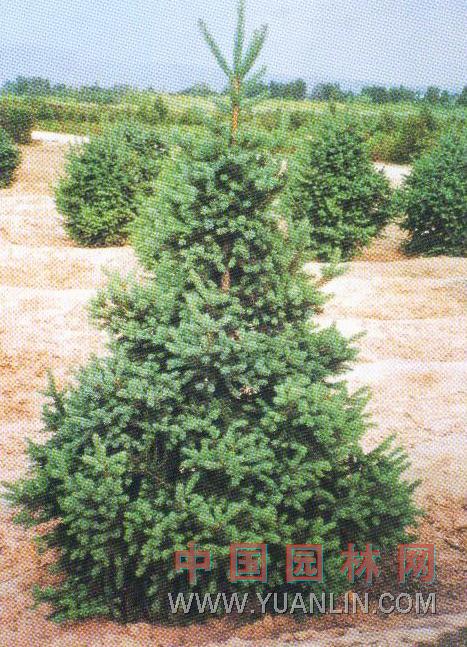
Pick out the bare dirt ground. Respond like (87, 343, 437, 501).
(0, 136, 465, 646)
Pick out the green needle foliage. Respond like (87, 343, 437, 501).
(55, 122, 167, 246)
(399, 131, 467, 256)
(283, 118, 393, 261)
(0, 99, 35, 143)
(8, 1, 419, 623)
(199, 0, 268, 143)
(0, 127, 20, 187)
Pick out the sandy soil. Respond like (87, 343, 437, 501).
(0, 135, 465, 646)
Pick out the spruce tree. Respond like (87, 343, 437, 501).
(8, 1, 418, 622)
(283, 118, 393, 261)
(399, 131, 467, 256)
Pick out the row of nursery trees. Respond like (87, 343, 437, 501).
(1, 85, 465, 256)
(52, 96, 466, 256)
(5, 1, 465, 623)
(1, 78, 464, 166)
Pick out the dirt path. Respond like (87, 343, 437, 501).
(0, 137, 465, 646)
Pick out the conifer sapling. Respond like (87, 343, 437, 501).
(8, 1, 419, 623)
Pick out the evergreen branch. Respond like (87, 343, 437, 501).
(198, 19, 232, 78)
(242, 65, 267, 96)
(248, 64, 267, 82)
(212, 95, 231, 114)
(233, 0, 246, 73)
(241, 25, 268, 76)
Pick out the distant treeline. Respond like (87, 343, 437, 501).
(184, 79, 467, 106)
(1, 77, 132, 104)
(2, 75, 467, 106)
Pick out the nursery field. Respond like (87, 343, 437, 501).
(0, 134, 465, 645)
(2, 91, 466, 163)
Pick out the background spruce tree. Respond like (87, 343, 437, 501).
(55, 121, 167, 246)
(282, 118, 393, 261)
(0, 127, 20, 187)
(399, 131, 467, 256)
(8, 1, 418, 623)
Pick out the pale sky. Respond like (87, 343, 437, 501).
(1, 0, 466, 90)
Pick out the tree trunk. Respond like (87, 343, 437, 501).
(225, 76, 241, 286)
(221, 242, 231, 293)
(221, 269, 231, 293)
(230, 77, 241, 145)
(231, 105, 239, 145)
